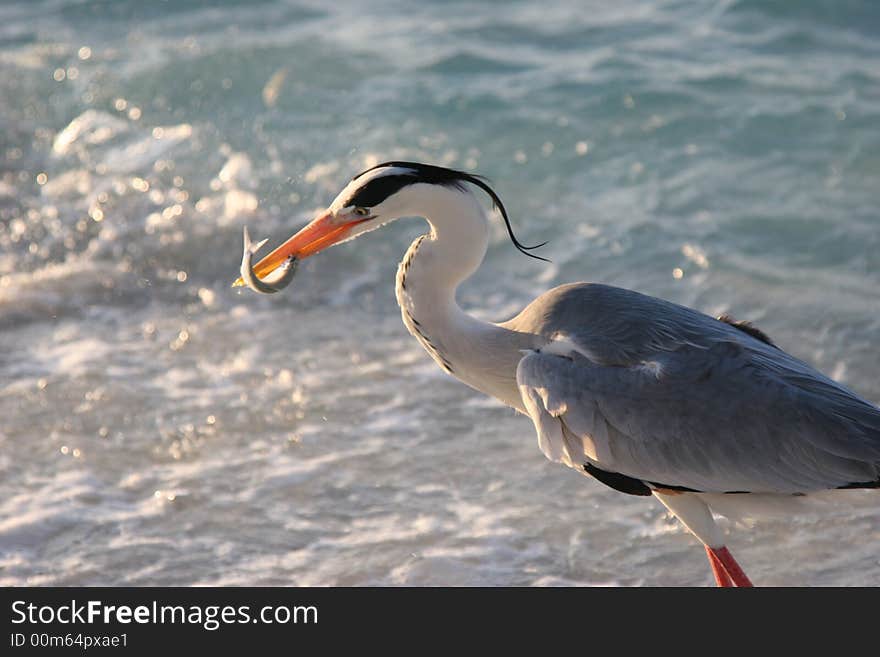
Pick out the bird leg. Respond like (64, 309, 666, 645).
(705, 546, 733, 587)
(704, 545, 753, 587)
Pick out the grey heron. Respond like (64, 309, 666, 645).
(234, 161, 880, 587)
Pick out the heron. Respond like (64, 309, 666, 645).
(234, 161, 880, 586)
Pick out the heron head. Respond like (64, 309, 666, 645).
(233, 161, 546, 286)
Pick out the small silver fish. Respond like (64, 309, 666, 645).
(238, 226, 298, 294)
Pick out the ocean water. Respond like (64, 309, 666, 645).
(1, 0, 879, 586)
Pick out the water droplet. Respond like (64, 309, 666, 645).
(197, 288, 215, 306)
(681, 243, 709, 269)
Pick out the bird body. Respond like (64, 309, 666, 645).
(235, 161, 880, 585)
(510, 282, 880, 493)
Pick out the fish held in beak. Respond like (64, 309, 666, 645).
(237, 226, 298, 294)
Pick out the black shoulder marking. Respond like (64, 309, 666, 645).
(583, 463, 714, 496)
(717, 314, 776, 347)
(837, 479, 880, 490)
(584, 463, 652, 496)
(647, 481, 701, 493)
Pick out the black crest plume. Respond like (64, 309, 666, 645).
(351, 161, 549, 262)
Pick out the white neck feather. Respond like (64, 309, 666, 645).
(391, 184, 531, 411)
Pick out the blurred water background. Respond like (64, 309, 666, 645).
(1, 0, 879, 586)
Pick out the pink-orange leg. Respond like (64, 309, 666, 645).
(705, 546, 733, 587)
(704, 546, 753, 587)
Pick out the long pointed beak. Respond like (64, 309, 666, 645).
(232, 209, 365, 287)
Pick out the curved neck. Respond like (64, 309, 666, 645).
(393, 185, 533, 411)
(396, 184, 489, 300)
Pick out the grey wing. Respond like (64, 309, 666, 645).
(516, 339, 880, 494)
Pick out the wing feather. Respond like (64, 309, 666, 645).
(516, 332, 880, 494)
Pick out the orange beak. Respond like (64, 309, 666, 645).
(232, 209, 369, 287)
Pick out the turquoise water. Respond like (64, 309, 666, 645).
(1, 0, 878, 585)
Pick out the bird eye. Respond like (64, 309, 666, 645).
(354, 207, 370, 216)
